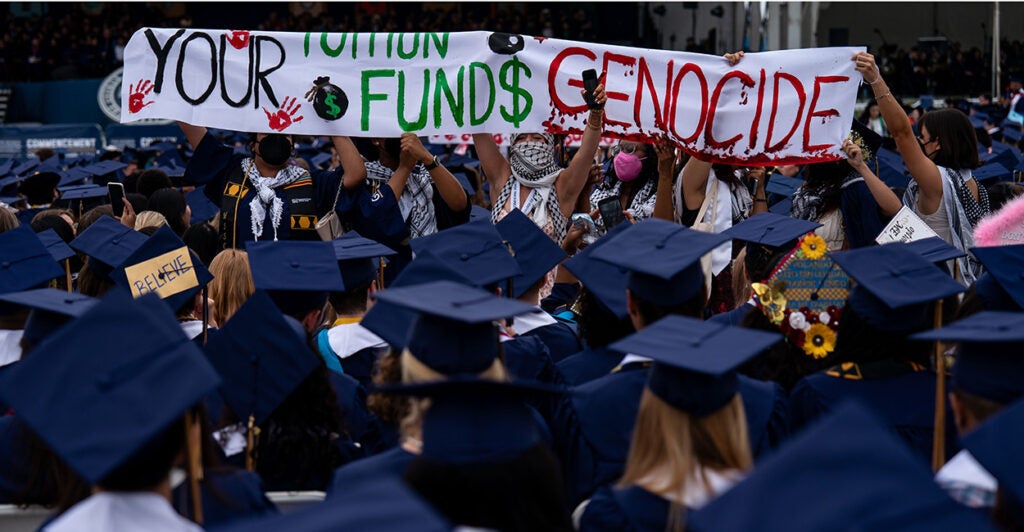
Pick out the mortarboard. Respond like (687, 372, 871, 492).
(112, 225, 214, 313)
(876, 147, 912, 188)
(0, 226, 64, 295)
(768, 196, 793, 215)
(829, 245, 966, 332)
(494, 209, 567, 298)
(687, 400, 996, 532)
(35, 228, 75, 263)
(961, 397, 1024, 515)
(203, 290, 319, 427)
(215, 476, 450, 532)
(850, 119, 883, 163)
(185, 186, 220, 226)
(246, 240, 344, 316)
(561, 222, 633, 319)
(82, 160, 128, 178)
(0, 159, 13, 177)
(973, 162, 1012, 183)
(57, 184, 108, 202)
(913, 311, 1024, 405)
(309, 152, 332, 170)
(1003, 126, 1022, 143)
(969, 114, 988, 129)
(764, 173, 803, 197)
(58, 166, 94, 187)
(330, 231, 396, 290)
(450, 171, 476, 195)
(589, 218, 730, 306)
(370, 280, 537, 374)
(0, 288, 97, 347)
(609, 315, 780, 416)
(10, 159, 39, 177)
(724, 212, 821, 249)
(970, 245, 1024, 309)
(69, 217, 148, 279)
(885, 237, 966, 264)
(373, 376, 560, 464)
(469, 205, 491, 222)
(409, 219, 521, 288)
(0, 290, 221, 485)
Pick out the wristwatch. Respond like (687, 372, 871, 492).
(424, 156, 441, 171)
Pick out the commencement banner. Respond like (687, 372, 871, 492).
(122, 29, 864, 165)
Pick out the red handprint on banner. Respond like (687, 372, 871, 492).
(263, 96, 304, 131)
(226, 30, 250, 50)
(127, 79, 155, 114)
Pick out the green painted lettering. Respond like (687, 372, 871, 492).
(397, 33, 419, 60)
(469, 62, 495, 126)
(398, 69, 430, 131)
(427, 33, 449, 59)
(361, 69, 395, 131)
(320, 32, 346, 58)
(434, 67, 465, 128)
(304, 32, 310, 57)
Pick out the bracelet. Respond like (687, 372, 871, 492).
(875, 91, 893, 102)
(867, 77, 882, 86)
(754, 198, 767, 203)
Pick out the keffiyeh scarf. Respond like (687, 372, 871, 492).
(493, 137, 567, 243)
(365, 160, 437, 238)
(245, 158, 309, 241)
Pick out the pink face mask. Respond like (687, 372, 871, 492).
(613, 152, 644, 182)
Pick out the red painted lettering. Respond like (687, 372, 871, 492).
(705, 70, 755, 150)
(765, 72, 806, 153)
(601, 52, 636, 128)
(548, 46, 596, 114)
(668, 63, 708, 145)
(634, 58, 670, 130)
(803, 75, 849, 152)
(748, 69, 767, 150)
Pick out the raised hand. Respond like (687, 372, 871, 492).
(127, 79, 155, 114)
(226, 30, 251, 50)
(263, 96, 304, 131)
(400, 133, 433, 165)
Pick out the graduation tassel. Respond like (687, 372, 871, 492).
(245, 414, 259, 471)
(931, 298, 946, 473)
(64, 260, 72, 294)
(377, 257, 387, 289)
(201, 286, 209, 345)
(184, 410, 204, 525)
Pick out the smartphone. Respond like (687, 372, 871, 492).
(108, 182, 126, 218)
(597, 196, 625, 230)
(582, 69, 599, 110)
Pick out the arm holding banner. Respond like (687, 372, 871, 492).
(472, 133, 512, 208)
(336, 136, 369, 191)
(401, 134, 468, 213)
(843, 138, 901, 217)
(555, 83, 607, 219)
(178, 121, 207, 152)
(652, 140, 677, 221)
(680, 156, 714, 211)
(854, 52, 944, 215)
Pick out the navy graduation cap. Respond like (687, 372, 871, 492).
(0, 288, 97, 347)
(409, 218, 521, 288)
(971, 244, 1024, 309)
(370, 280, 538, 375)
(82, 160, 128, 178)
(469, 205, 491, 223)
(58, 166, 94, 188)
(330, 231, 397, 289)
(562, 221, 633, 319)
(9, 159, 39, 177)
(885, 237, 966, 264)
(687, 400, 996, 532)
(913, 311, 1024, 405)
(57, 184, 108, 202)
(961, 397, 1024, 515)
(374, 376, 561, 464)
(974, 162, 1012, 183)
(589, 218, 730, 306)
(764, 173, 803, 197)
(829, 245, 966, 332)
(35, 228, 75, 263)
(69, 216, 148, 279)
(215, 476, 451, 532)
(204, 290, 319, 429)
(112, 225, 214, 313)
(609, 315, 781, 416)
(494, 208, 567, 298)
(1003, 126, 1023, 143)
(308, 151, 332, 170)
(186, 186, 220, 225)
(0, 226, 64, 294)
(246, 240, 344, 293)
(0, 290, 221, 485)
(723, 212, 821, 249)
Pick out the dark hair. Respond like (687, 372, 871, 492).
(738, 309, 834, 392)
(367, 348, 407, 427)
(831, 305, 932, 367)
(632, 286, 707, 326)
(15, 420, 90, 511)
(987, 182, 1024, 212)
(183, 222, 220, 268)
(76, 205, 114, 236)
(99, 414, 187, 491)
(138, 225, 160, 236)
(403, 443, 572, 532)
(77, 261, 114, 298)
(30, 214, 74, 243)
(576, 287, 634, 348)
(918, 109, 980, 170)
(711, 164, 743, 188)
(327, 281, 372, 316)
(126, 193, 148, 218)
(266, 290, 328, 321)
(857, 99, 880, 122)
(148, 188, 189, 236)
(744, 243, 792, 285)
(136, 169, 173, 199)
(992, 487, 1024, 532)
(800, 160, 852, 217)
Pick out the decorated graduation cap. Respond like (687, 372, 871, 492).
(961, 397, 1024, 516)
(246, 240, 343, 315)
(374, 376, 561, 464)
(562, 222, 633, 319)
(0, 290, 221, 485)
(850, 119, 884, 163)
(970, 245, 1024, 309)
(69, 216, 148, 280)
(590, 219, 730, 306)
(724, 212, 821, 249)
(0, 226, 64, 295)
(609, 315, 781, 416)
(913, 311, 1024, 405)
(829, 245, 966, 332)
(217, 476, 450, 532)
(409, 219, 521, 289)
(370, 280, 538, 375)
(885, 236, 966, 264)
(112, 225, 213, 313)
(687, 400, 996, 532)
(0, 288, 97, 348)
(203, 290, 319, 469)
(330, 231, 397, 289)
(494, 208, 567, 298)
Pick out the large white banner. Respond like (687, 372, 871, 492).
(122, 29, 864, 165)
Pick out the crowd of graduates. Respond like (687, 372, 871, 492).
(2, 47, 1024, 531)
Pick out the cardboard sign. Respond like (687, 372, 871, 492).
(122, 29, 863, 165)
(123, 246, 198, 299)
(875, 205, 940, 244)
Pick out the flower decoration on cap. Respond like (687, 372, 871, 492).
(751, 234, 848, 359)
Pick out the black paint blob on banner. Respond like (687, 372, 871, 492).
(305, 76, 348, 121)
(488, 33, 525, 55)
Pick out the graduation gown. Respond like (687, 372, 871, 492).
(44, 492, 202, 532)
(555, 346, 626, 387)
(788, 361, 959, 462)
(513, 309, 583, 363)
(554, 363, 788, 505)
(326, 446, 416, 499)
(579, 485, 673, 532)
(0, 415, 38, 504)
(708, 302, 755, 327)
(316, 321, 389, 389)
(326, 371, 390, 455)
(171, 469, 278, 527)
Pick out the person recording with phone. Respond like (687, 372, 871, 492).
(589, 140, 660, 233)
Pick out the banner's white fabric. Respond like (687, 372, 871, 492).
(123, 29, 863, 164)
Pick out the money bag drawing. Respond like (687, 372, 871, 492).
(305, 76, 348, 121)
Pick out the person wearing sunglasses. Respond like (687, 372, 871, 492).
(588, 141, 660, 232)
